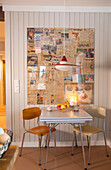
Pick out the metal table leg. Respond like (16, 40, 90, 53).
(79, 123, 87, 170)
(54, 132, 56, 157)
(71, 131, 75, 156)
(74, 130, 78, 147)
(71, 123, 78, 147)
(44, 123, 51, 170)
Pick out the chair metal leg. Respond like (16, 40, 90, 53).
(72, 131, 75, 156)
(88, 136, 91, 165)
(54, 132, 56, 157)
(44, 124, 51, 170)
(87, 135, 89, 148)
(79, 124, 87, 170)
(103, 131, 109, 157)
(39, 136, 42, 166)
(45, 135, 48, 148)
(19, 132, 26, 156)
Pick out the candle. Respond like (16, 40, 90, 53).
(70, 98, 74, 106)
(74, 98, 77, 106)
(47, 106, 52, 111)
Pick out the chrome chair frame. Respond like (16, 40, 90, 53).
(72, 106, 109, 166)
(19, 109, 56, 167)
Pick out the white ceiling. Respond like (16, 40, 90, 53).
(0, 0, 111, 6)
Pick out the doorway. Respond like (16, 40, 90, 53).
(0, 6, 6, 129)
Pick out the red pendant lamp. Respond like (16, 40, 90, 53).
(49, 55, 80, 71)
(54, 55, 80, 71)
(48, 0, 80, 71)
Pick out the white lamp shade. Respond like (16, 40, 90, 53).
(55, 63, 80, 71)
(55, 65, 73, 71)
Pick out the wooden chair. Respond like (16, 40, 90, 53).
(19, 107, 56, 166)
(72, 106, 109, 165)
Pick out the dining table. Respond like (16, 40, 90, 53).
(40, 107, 93, 170)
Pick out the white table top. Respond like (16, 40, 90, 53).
(40, 108, 92, 123)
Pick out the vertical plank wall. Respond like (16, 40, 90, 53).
(108, 13, 111, 144)
(5, 11, 111, 145)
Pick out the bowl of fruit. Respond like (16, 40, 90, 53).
(57, 102, 70, 111)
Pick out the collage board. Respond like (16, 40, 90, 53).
(27, 28, 94, 105)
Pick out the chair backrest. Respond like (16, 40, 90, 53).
(22, 107, 41, 120)
(84, 106, 106, 119)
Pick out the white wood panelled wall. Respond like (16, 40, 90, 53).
(5, 11, 111, 146)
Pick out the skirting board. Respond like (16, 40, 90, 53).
(12, 139, 111, 148)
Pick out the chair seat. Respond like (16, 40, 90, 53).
(73, 125, 102, 136)
(27, 126, 56, 136)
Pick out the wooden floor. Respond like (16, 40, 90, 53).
(12, 146, 111, 170)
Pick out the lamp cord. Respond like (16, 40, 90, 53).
(63, 0, 65, 56)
